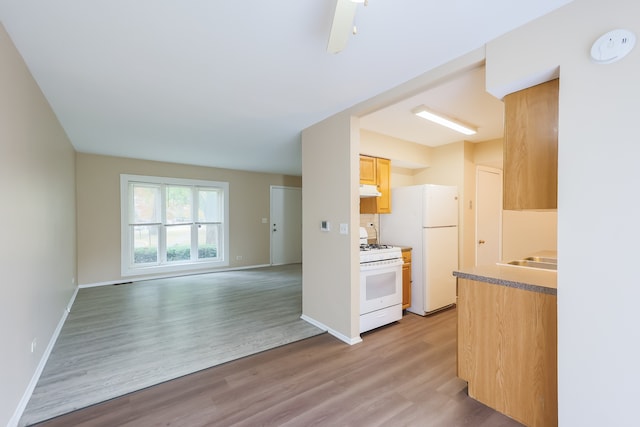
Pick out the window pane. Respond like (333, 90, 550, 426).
(166, 225, 191, 262)
(198, 224, 219, 260)
(132, 225, 158, 264)
(166, 186, 192, 224)
(131, 184, 160, 224)
(198, 188, 221, 222)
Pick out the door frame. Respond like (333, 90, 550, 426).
(475, 166, 503, 266)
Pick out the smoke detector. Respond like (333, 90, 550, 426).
(590, 29, 636, 64)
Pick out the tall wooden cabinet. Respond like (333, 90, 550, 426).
(359, 155, 391, 214)
(503, 79, 559, 210)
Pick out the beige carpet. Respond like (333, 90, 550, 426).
(20, 264, 324, 426)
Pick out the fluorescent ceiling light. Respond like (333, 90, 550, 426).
(413, 106, 477, 135)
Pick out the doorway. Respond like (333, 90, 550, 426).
(475, 166, 502, 266)
(270, 186, 302, 265)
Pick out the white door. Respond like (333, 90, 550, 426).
(475, 166, 502, 266)
(270, 186, 302, 265)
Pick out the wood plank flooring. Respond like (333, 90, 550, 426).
(34, 308, 523, 427)
(21, 264, 324, 426)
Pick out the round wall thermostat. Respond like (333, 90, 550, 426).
(590, 29, 636, 64)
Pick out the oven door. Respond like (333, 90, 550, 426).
(360, 260, 402, 315)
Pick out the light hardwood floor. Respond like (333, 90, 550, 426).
(21, 264, 323, 426)
(34, 308, 523, 426)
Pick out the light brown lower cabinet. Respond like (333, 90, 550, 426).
(401, 248, 411, 309)
(457, 278, 557, 427)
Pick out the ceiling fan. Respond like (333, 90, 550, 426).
(327, 0, 368, 54)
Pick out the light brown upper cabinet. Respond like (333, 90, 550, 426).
(503, 79, 559, 210)
(360, 155, 391, 214)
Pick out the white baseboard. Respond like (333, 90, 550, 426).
(80, 264, 272, 288)
(8, 286, 79, 427)
(300, 314, 362, 345)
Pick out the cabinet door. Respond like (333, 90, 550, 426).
(503, 79, 558, 210)
(376, 158, 391, 214)
(360, 156, 392, 214)
(401, 249, 412, 309)
(359, 155, 376, 185)
(457, 278, 558, 427)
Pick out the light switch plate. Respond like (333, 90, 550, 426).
(339, 223, 348, 234)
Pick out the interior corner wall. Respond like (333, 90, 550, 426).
(76, 153, 301, 285)
(486, 0, 640, 425)
(412, 140, 464, 186)
(0, 24, 77, 427)
(302, 112, 360, 341)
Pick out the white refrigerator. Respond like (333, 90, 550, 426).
(380, 184, 459, 316)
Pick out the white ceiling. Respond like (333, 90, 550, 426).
(0, 0, 572, 175)
(360, 65, 506, 150)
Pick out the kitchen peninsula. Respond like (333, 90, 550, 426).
(453, 259, 557, 427)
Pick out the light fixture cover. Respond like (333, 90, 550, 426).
(412, 106, 477, 135)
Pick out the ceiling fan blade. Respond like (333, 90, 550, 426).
(327, 0, 357, 54)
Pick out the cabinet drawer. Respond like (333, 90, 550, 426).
(360, 304, 402, 333)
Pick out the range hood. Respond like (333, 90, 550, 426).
(359, 184, 381, 198)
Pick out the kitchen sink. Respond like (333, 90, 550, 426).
(504, 259, 557, 270)
(523, 256, 557, 264)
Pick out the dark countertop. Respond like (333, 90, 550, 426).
(453, 264, 557, 296)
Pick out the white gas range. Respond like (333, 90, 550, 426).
(359, 227, 403, 333)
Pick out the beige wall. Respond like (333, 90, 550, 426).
(473, 137, 503, 168)
(76, 153, 301, 285)
(302, 112, 360, 342)
(0, 24, 77, 427)
(502, 211, 558, 261)
(462, 142, 476, 268)
(413, 140, 464, 186)
(360, 129, 432, 168)
(486, 0, 640, 424)
(390, 166, 418, 188)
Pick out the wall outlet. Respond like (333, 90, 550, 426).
(31, 338, 37, 353)
(236, 255, 243, 261)
(339, 223, 348, 234)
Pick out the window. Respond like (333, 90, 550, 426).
(121, 174, 229, 276)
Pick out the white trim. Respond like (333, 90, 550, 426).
(120, 174, 230, 277)
(79, 264, 272, 288)
(9, 286, 79, 427)
(300, 314, 363, 345)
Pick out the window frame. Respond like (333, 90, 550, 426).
(120, 174, 229, 277)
